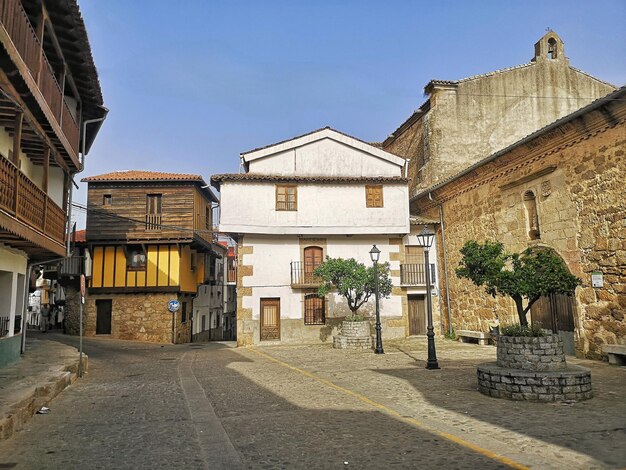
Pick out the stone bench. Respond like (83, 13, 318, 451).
(603, 344, 626, 366)
(457, 330, 491, 346)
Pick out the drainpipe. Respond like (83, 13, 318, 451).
(429, 192, 453, 336)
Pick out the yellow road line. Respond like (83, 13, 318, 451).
(249, 347, 528, 470)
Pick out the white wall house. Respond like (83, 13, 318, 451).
(213, 127, 442, 346)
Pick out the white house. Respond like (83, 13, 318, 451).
(212, 127, 440, 346)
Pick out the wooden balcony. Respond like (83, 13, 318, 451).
(400, 263, 436, 286)
(0, 155, 66, 255)
(290, 261, 323, 288)
(227, 267, 237, 284)
(0, 0, 80, 159)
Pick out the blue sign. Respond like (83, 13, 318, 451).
(167, 299, 180, 313)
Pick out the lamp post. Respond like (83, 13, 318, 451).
(415, 227, 440, 370)
(370, 245, 384, 354)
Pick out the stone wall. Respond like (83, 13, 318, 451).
(83, 293, 185, 343)
(497, 335, 566, 371)
(414, 99, 626, 360)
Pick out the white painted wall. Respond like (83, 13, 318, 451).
(219, 182, 409, 234)
(241, 235, 403, 321)
(248, 139, 400, 177)
(0, 245, 28, 337)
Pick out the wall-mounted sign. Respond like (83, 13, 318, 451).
(167, 299, 180, 313)
(591, 272, 604, 288)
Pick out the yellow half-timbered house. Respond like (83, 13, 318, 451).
(81, 171, 219, 343)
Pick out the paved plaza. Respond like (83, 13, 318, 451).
(0, 333, 624, 469)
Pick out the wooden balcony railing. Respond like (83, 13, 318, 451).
(400, 263, 436, 286)
(59, 255, 84, 276)
(0, 0, 80, 155)
(0, 156, 66, 245)
(290, 261, 323, 287)
(145, 213, 162, 231)
(227, 267, 237, 284)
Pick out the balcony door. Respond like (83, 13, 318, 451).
(304, 246, 323, 283)
(260, 298, 280, 341)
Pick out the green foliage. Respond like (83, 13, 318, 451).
(456, 240, 581, 326)
(314, 257, 392, 315)
(444, 329, 457, 340)
(500, 323, 546, 337)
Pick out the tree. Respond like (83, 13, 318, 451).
(314, 257, 393, 319)
(456, 240, 581, 326)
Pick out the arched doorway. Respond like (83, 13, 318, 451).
(529, 249, 577, 355)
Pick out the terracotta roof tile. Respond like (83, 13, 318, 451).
(211, 173, 408, 189)
(71, 229, 86, 243)
(81, 170, 206, 183)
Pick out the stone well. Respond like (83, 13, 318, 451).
(333, 320, 374, 349)
(477, 334, 592, 402)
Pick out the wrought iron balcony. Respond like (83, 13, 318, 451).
(400, 263, 436, 286)
(290, 261, 323, 288)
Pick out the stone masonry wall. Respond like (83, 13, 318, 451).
(497, 335, 566, 371)
(84, 293, 180, 343)
(417, 116, 626, 359)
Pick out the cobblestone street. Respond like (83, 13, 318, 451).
(0, 334, 624, 469)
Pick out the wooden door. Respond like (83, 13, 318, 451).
(304, 246, 323, 283)
(96, 299, 112, 334)
(408, 295, 426, 335)
(530, 293, 576, 355)
(260, 298, 280, 341)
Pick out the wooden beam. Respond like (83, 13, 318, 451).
(34, 5, 47, 85)
(42, 147, 50, 193)
(12, 112, 23, 165)
(0, 70, 74, 172)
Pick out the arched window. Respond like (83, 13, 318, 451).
(523, 191, 541, 240)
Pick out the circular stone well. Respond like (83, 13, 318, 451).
(333, 320, 373, 349)
(478, 334, 592, 402)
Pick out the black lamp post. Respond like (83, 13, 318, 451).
(370, 244, 384, 354)
(415, 227, 440, 370)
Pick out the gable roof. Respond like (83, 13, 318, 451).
(82, 170, 205, 183)
(242, 126, 406, 167)
(411, 86, 626, 202)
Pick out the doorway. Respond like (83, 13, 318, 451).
(408, 295, 426, 335)
(260, 298, 280, 341)
(530, 293, 576, 355)
(96, 299, 112, 335)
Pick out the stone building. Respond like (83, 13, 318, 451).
(411, 87, 626, 360)
(382, 31, 616, 197)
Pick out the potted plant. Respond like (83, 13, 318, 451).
(314, 257, 392, 341)
(456, 241, 580, 360)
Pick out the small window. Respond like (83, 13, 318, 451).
(126, 246, 146, 271)
(365, 185, 383, 208)
(181, 302, 187, 323)
(304, 294, 325, 325)
(146, 194, 162, 231)
(276, 185, 297, 211)
(103, 195, 112, 206)
(523, 190, 541, 240)
(205, 206, 211, 230)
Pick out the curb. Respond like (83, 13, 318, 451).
(0, 355, 88, 441)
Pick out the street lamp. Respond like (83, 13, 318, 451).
(415, 226, 440, 370)
(369, 244, 384, 354)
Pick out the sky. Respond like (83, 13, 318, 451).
(72, 0, 626, 227)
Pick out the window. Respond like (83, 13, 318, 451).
(304, 294, 325, 325)
(523, 190, 541, 240)
(276, 185, 297, 211)
(205, 206, 211, 230)
(146, 194, 162, 231)
(365, 185, 383, 207)
(181, 302, 187, 323)
(126, 246, 146, 271)
(103, 195, 112, 206)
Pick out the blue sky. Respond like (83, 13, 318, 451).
(73, 0, 626, 226)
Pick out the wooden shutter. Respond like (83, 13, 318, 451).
(365, 185, 383, 207)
